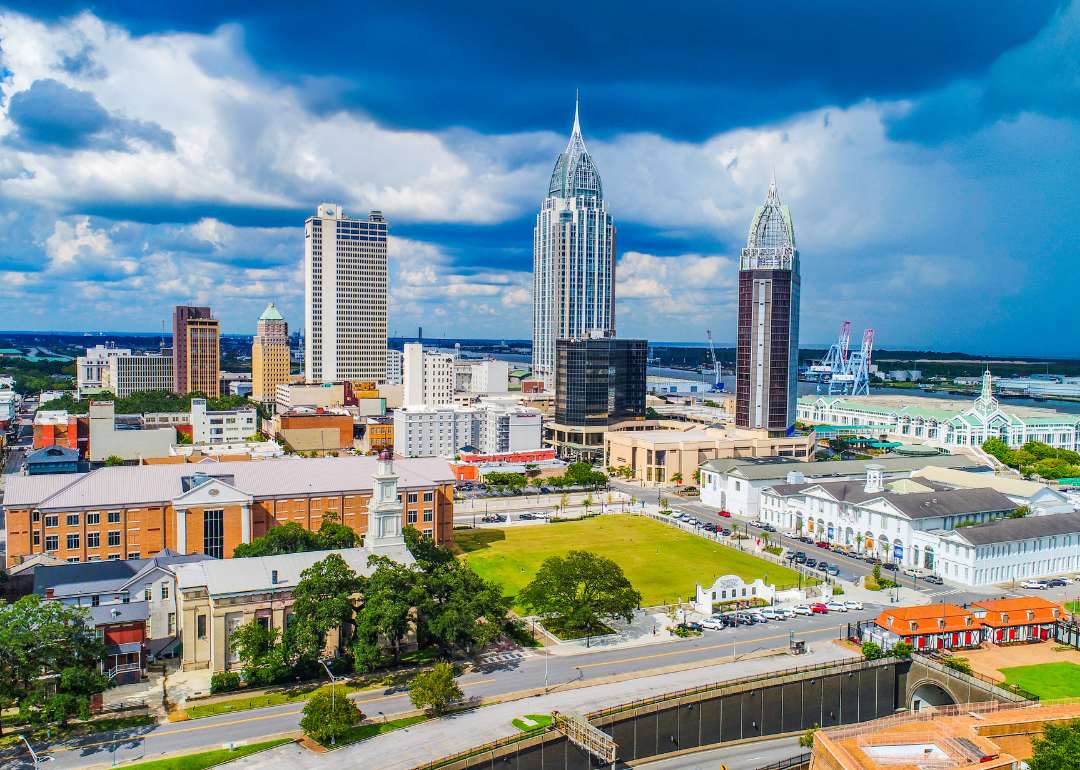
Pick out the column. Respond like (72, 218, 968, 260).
(241, 504, 251, 544)
(175, 508, 187, 554)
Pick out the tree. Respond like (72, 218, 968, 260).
(233, 522, 322, 558)
(861, 641, 883, 661)
(0, 595, 112, 727)
(671, 472, 683, 485)
(354, 556, 415, 669)
(855, 533, 864, 552)
(799, 723, 819, 748)
(659, 497, 669, 512)
(230, 620, 290, 687)
(300, 687, 364, 745)
(941, 656, 972, 675)
(518, 551, 641, 646)
(104, 455, 124, 467)
(286, 554, 363, 664)
(692, 469, 700, 484)
(873, 563, 882, 583)
(646, 407, 661, 420)
(317, 511, 358, 550)
(408, 662, 463, 716)
(893, 641, 914, 659)
(410, 560, 506, 657)
(1029, 717, 1080, 770)
(403, 524, 454, 569)
(1008, 506, 1031, 519)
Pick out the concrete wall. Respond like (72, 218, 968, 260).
(89, 402, 176, 462)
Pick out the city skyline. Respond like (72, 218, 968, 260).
(0, 4, 1078, 355)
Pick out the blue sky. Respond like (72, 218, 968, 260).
(0, 1, 1077, 354)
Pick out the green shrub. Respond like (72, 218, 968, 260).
(832, 585, 844, 595)
(300, 687, 364, 744)
(893, 641, 914, 659)
(942, 656, 972, 675)
(210, 672, 241, 694)
(861, 641, 883, 661)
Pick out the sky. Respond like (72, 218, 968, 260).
(0, 1, 1078, 354)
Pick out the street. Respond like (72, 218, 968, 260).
(636, 735, 804, 770)
(0, 610, 874, 770)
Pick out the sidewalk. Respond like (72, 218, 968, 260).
(220, 641, 858, 770)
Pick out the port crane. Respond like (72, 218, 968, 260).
(809, 321, 850, 387)
(706, 330, 723, 391)
(829, 329, 875, 396)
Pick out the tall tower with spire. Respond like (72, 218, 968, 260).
(736, 174, 801, 435)
(532, 98, 616, 391)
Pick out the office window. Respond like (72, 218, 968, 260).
(407, 493, 418, 503)
(87, 512, 100, 525)
(108, 511, 121, 524)
(423, 492, 434, 503)
(161, 583, 170, 600)
(87, 532, 100, 548)
(197, 614, 207, 638)
(423, 528, 433, 538)
(108, 531, 121, 547)
(45, 535, 58, 551)
(32, 511, 40, 522)
(204, 509, 224, 559)
(67, 534, 80, 550)
(407, 510, 418, 524)
(45, 515, 59, 528)
(33, 531, 40, 546)
(67, 514, 80, 527)
(423, 509, 434, 523)
(127, 552, 140, 559)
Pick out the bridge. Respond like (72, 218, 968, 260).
(410, 654, 1028, 770)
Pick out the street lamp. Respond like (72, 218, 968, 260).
(319, 658, 344, 745)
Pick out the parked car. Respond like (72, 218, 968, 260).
(792, 604, 813, 616)
(776, 607, 797, 619)
(720, 528, 732, 537)
(881, 562, 898, 571)
(677, 622, 705, 633)
(763, 524, 777, 533)
(761, 609, 784, 621)
(805, 558, 818, 568)
(718, 510, 732, 518)
(481, 515, 501, 523)
(749, 521, 765, 529)
(902, 567, 927, 579)
(828, 565, 840, 576)
(864, 556, 881, 565)
(1020, 579, 1049, 589)
(923, 574, 944, 585)
(540, 487, 551, 494)
(687, 518, 699, 526)
(825, 602, 848, 612)
(1047, 578, 1069, 587)
(701, 616, 728, 630)
(816, 561, 830, 572)
(785, 549, 796, 560)
(519, 512, 537, 520)
(809, 602, 829, 614)
(794, 552, 807, 564)
(815, 541, 830, 548)
(844, 600, 864, 610)
(1059, 577, 1075, 585)
(731, 612, 757, 625)
(748, 611, 769, 623)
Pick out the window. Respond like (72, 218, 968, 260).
(168, 613, 177, 635)
(144, 588, 152, 601)
(407, 510, 418, 523)
(45, 535, 58, 551)
(45, 515, 59, 528)
(33, 531, 40, 546)
(67, 534, 80, 550)
(87, 532, 100, 548)
(197, 614, 207, 638)
(407, 493, 418, 503)
(67, 514, 80, 527)
(108, 531, 121, 547)
(423, 509, 434, 523)
(161, 583, 170, 600)
(108, 511, 121, 524)
(127, 552, 140, 559)
(423, 529, 433, 538)
(423, 492, 434, 503)
(203, 509, 224, 559)
(87, 512, 100, 525)
(32, 511, 40, 522)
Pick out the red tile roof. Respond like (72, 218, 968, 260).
(875, 604, 980, 636)
(972, 597, 1063, 627)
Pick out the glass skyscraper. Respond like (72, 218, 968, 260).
(736, 175, 801, 435)
(532, 102, 616, 391)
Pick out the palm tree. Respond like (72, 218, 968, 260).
(671, 472, 683, 485)
(855, 533, 864, 553)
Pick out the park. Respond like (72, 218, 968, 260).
(453, 513, 804, 607)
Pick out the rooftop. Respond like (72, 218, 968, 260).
(702, 454, 982, 481)
(951, 512, 1080, 546)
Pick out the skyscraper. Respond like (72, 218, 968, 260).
(173, 305, 219, 397)
(252, 302, 290, 405)
(532, 101, 616, 392)
(736, 175, 800, 435)
(304, 204, 387, 384)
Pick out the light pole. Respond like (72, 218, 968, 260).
(319, 658, 343, 746)
(21, 736, 39, 770)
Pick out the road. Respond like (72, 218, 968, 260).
(636, 735, 805, 770)
(0, 610, 875, 770)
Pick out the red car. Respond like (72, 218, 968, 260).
(809, 603, 829, 614)
(815, 541, 830, 548)
(718, 510, 732, 518)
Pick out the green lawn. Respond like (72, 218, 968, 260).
(512, 714, 553, 732)
(323, 715, 427, 748)
(999, 661, 1080, 699)
(455, 514, 804, 607)
(128, 739, 293, 770)
(185, 681, 376, 719)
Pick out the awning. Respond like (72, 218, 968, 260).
(107, 642, 143, 656)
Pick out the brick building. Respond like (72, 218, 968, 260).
(3, 456, 454, 566)
(269, 410, 355, 452)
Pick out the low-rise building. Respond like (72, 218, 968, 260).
(394, 401, 543, 458)
(936, 512, 1080, 586)
(269, 409, 355, 452)
(4, 455, 455, 565)
(972, 597, 1063, 643)
(190, 398, 258, 444)
(911, 465, 1075, 516)
(33, 410, 88, 453)
(385, 348, 403, 385)
(700, 454, 983, 518)
(88, 601, 148, 684)
(0, 384, 19, 430)
(22, 445, 80, 475)
(105, 352, 173, 398)
(88, 401, 176, 463)
(866, 603, 982, 652)
(358, 416, 394, 454)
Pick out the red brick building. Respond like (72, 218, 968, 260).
(88, 602, 148, 685)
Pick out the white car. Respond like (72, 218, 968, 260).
(825, 602, 848, 612)
(761, 609, 785, 621)
(1059, 577, 1075, 585)
(1021, 580, 1049, 589)
(701, 616, 726, 630)
(749, 611, 769, 623)
(782, 531, 799, 538)
(687, 518, 698, 526)
(792, 604, 814, 616)
(776, 607, 797, 619)
(844, 600, 864, 610)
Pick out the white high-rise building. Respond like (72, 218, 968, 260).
(402, 342, 454, 407)
(532, 101, 616, 391)
(393, 401, 542, 457)
(385, 348, 403, 385)
(470, 359, 509, 393)
(77, 345, 131, 395)
(304, 204, 387, 384)
(105, 353, 173, 398)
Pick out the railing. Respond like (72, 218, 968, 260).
(752, 754, 811, 770)
(108, 662, 142, 680)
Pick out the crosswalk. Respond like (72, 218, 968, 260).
(924, 588, 961, 598)
(479, 650, 532, 663)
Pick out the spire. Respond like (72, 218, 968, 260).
(765, 169, 780, 207)
(548, 94, 601, 199)
(566, 91, 587, 156)
(974, 367, 998, 415)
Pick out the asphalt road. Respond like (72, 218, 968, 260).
(635, 735, 805, 770)
(0, 609, 876, 770)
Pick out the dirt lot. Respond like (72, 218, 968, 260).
(962, 642, 1080, 682)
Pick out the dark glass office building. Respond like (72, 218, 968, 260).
(736, 176, 800, 436)
(550, 336, 647, 459)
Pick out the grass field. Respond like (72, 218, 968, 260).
(321, 715, 427, 748)
(999, 661, 1080, 699)
(128, 739, 293, 770)
(455, 514, 804, 607)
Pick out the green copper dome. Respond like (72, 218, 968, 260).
(259, 302, 284, 321)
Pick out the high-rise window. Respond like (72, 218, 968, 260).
(203, 509, 224, 559)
